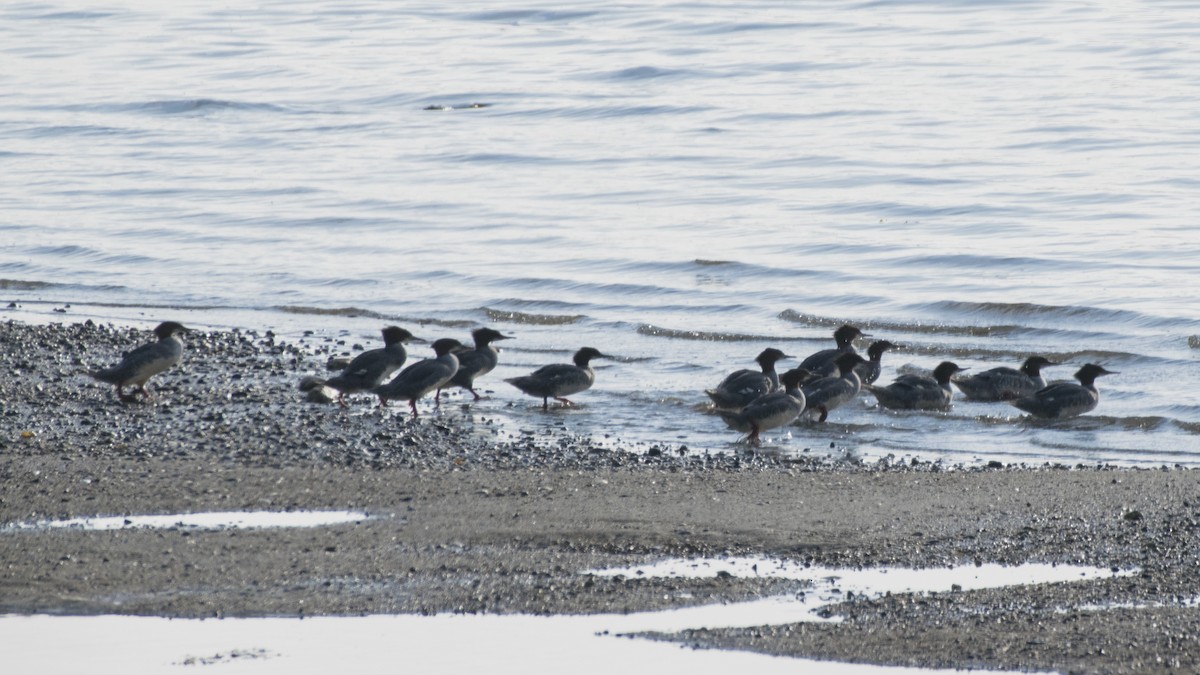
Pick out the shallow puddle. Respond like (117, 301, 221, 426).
(2, 556, 1133, 674)
(592, 556, 1133, 630)
(3, 613, 1003, 675)
(3, 510, 371, 532)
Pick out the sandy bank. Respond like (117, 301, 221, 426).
(2, 319, 1199, 674)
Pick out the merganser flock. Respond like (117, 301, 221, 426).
(83, 321, 1121, 440)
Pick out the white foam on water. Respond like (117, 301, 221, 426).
(3, 510, 371, 532)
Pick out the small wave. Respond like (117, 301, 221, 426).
(0, 279, 53, 290)
(35, 11, 117, 20)
(440, 152, 562, 166)
(684, 21, 842, 35)
(277, 306, 390, 319)
(528, 104, 712, 119)
(886, 252, 1068, 270)
(91, 99, 296, 116)
(462, 9, 597, 23)
(28, 244, 95, 259)
(482, 308, 583, 325)
(694, 259, 734, 266)
(601, 66, 696, 81)
(892, 345, 1138, 363)
(1022, 415, 1175, 432)
(22, 124, 137, 138)
(928, 300, 1193, 329)
(778, 309, 1019, 338)
(405, 317, 476, 329)
(274, 306, 474, 328)
(309, 278, 379, 289)
(1175, 420, 1200, 434)
(935, 300, 1103, 319)
(637, 324, 796, 342)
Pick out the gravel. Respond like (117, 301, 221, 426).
(2, 318, 1199, 674)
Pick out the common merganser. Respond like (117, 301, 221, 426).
(953, 356, 1057, 402)
(440, 327, 513, 401)
(506, 347, 606, 410)
(371, 338, 463, 416)
(854, 340, 899, 385)
(705, 347, 792, 410)
(799, 324, 866, 378)
(800, 352, 867, 422)
(324, 326, 414, 407)
(720, 368, 810, 443)
(1011, 363, 1117, 419)
(89, 321, 188, 402)
(865, 361, 966, 411)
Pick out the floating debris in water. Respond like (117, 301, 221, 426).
(423, 102, 492, 111)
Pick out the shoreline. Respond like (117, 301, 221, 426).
(2, 319, 1199, 673)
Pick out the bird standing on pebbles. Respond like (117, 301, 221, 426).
(506, 347, 607, 410)
(440, 327, 513, 401)
(323, 326, 415, 406)
(89, 321, 188, 402)
(372, 338, 463, 416)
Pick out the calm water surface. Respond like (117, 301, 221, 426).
(3, 0, 1199, 466)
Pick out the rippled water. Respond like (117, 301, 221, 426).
(3, 0, 1199, 465)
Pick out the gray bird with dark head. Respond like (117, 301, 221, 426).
(705, 347, 792, 411)
(1011, 363, 1117, 419)
(953, 355, 1058, 402)
(865, 361, 966, 411)
(440, 327, 513, 401)
(371, 338, 464, 416)
(89, 321, 188, 402)
(800, 352, 867, 422)
(854, 339, 899, 385)
(323, 326, 415, 407)
(799, 324, 867, 378)
(506, 347, 607, 410)
(720, 367, 811, 443)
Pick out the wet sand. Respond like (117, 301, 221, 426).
(2, 319, 1199, 674)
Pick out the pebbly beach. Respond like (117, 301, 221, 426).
(2, 318, 1200, 674)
